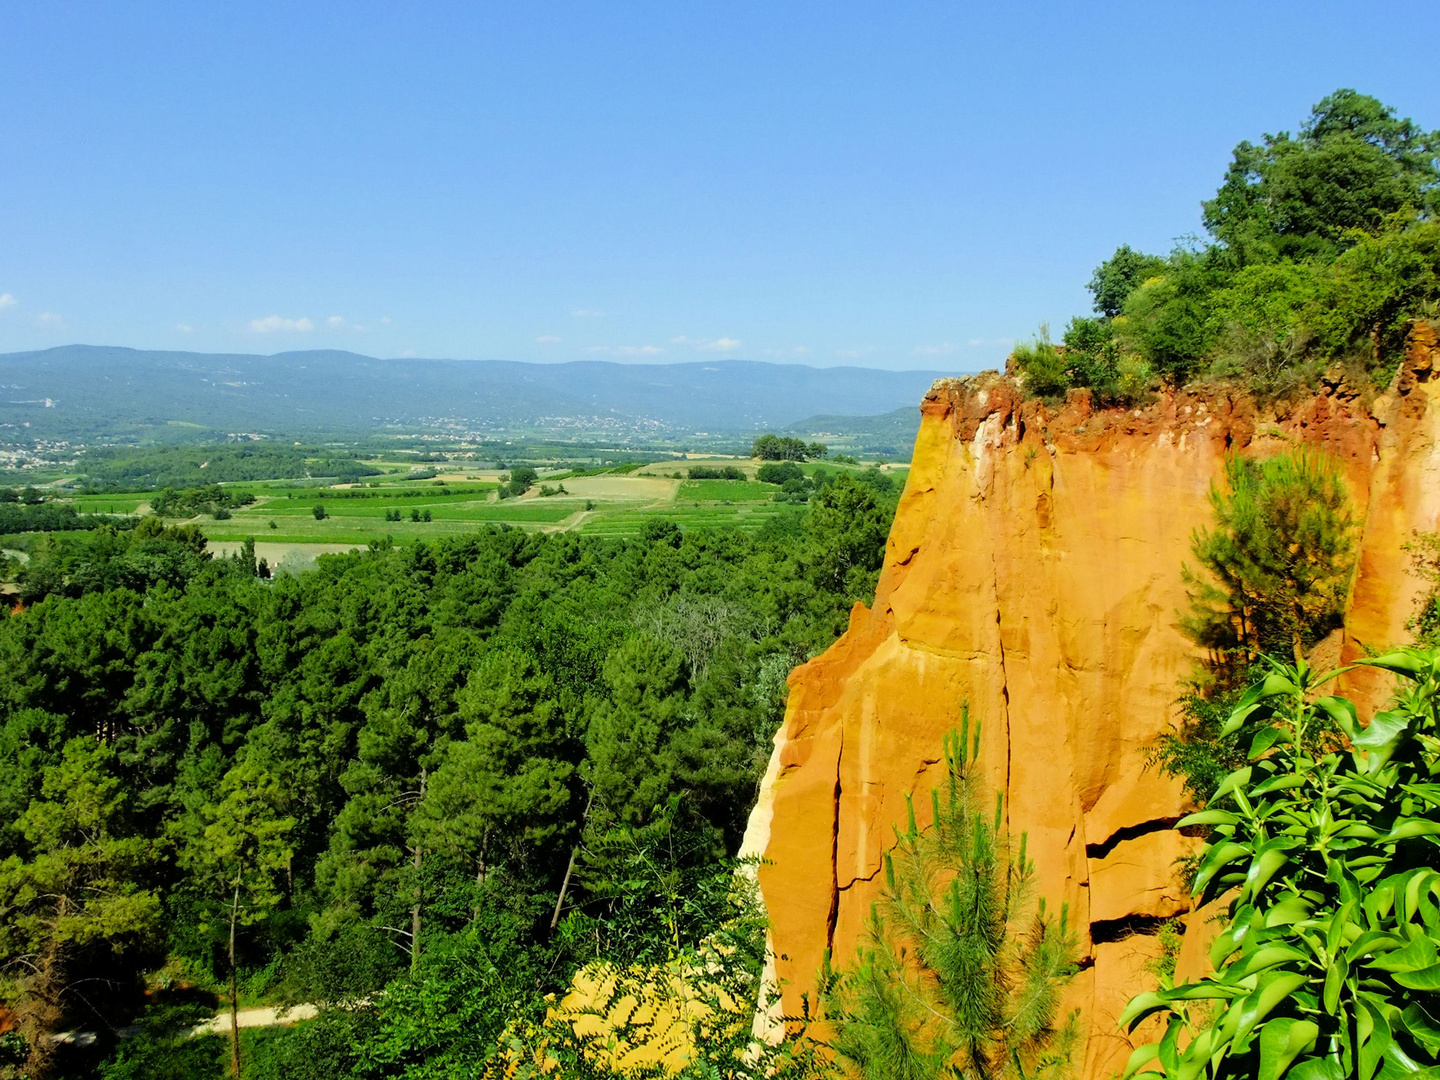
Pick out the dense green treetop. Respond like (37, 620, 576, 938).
(752, 434, 827, 461)
(1088, 245, 1169, 318)
(1203, 89, 1439, 262)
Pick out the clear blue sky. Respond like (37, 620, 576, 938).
(1, 1, 1433, 371)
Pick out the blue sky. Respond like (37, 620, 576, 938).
(0, 1, 1434, 371)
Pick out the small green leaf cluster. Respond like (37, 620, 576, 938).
(1122, 648, 1440, 1080)
(1009, 321, 1157, 406)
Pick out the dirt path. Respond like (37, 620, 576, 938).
(189, 1003, 318, 1036)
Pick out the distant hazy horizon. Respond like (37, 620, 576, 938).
(0, 342, 980, 376)
(0, 345, 956, 446)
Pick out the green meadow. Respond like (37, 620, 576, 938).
(44, 467, 909, 553)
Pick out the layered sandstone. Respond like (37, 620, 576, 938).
(746, 324, 1440, 1078)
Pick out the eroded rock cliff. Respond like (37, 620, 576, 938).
(745, 324, 1440, 1077)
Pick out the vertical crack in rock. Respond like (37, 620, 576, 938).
(824, 732, 843, 954)
(991, 555, 1013, 811)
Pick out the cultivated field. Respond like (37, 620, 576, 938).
(52, 460, 910, 555)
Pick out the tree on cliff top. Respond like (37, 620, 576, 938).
(1089, 246, 1169, 318)
(1035, 90, 1440, 397)
(1203, 89, 1440, 263)
(826, 710, 1079, 1080)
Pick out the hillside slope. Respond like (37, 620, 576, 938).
(784, 406, 919, 458)
(745, 324, 1440, 1078)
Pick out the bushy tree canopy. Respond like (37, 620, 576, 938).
(1203, 89, 1440, 262)
(1032, 90, 1440, 394)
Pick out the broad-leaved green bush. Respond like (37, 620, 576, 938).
(1124, 650, 1440, 1080)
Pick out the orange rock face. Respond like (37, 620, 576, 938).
(749, 326, 1440, 1078)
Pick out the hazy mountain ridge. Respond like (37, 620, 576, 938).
(0, 345, 958, 444)
(785, 406, 921, 458)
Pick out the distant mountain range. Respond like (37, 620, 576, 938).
(0, 346, 964, 447)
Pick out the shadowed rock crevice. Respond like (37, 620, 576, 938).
(1089, 913, 1178, 947)
(1085, 817, 1183, 861)
(823, 759, 841, 955)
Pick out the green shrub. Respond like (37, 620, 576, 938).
(1089, 245, 1169, 317)
(1313, 216, 1440, 364)
(1155, 447, 1357, 806)
(1061, 315, 1116, 380)
(312, 504, 327, 520)
(1182, 449, 1357, 668)
(1113, 354, 1157, 402)
(757, 461, 804, 485)
(1011, 326, 1070, 398)
(98, 1004, 224, 1080)
(687, 465, 745, 480)
(1117, 249, 1225, 383)
(775, 476, 810, 504)
(1058, 317, 1156, 405)
(507, 466, 538, 497)
(1209, 260, 1324, 347)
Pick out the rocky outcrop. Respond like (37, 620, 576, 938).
(748, 324, 1440, 1078)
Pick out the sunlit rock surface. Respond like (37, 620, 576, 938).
(749, 323, 1440, 1078)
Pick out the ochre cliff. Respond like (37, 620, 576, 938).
(745, 324, 1440, 1077)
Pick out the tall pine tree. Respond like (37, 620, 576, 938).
(828, 712, 1079, 1080)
